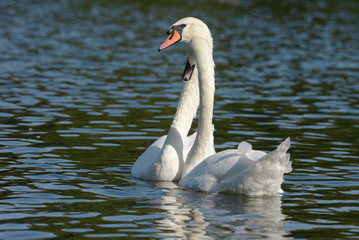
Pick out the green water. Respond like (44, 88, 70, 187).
(1, 0, 359, 239)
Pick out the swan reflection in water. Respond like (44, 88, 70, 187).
(154, 182, 289, 239)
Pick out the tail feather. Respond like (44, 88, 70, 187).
(276, 137, 292, 173)
(284, 153, 292, 173)
(237, 138, 292, 195)
(277, 137, 290, 152)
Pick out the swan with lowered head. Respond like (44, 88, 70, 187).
(131, 25, 215, 181)
(158, 17, 292, 195)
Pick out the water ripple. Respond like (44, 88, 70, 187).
(0, 0, 359, 239)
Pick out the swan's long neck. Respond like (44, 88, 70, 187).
(169, 66, 199, 137)
(156, 63, 199, 181)
(183, 37, 215, 176)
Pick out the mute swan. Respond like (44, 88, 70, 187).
(158, 17, 292, 195)
(131, 34, 215, 181)
(131, 65, 199, 181)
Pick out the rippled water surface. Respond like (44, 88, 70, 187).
(1, 0, 359, 239)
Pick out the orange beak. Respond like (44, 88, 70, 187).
(158, 29, 182, 51)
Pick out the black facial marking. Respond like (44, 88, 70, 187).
(166, 28, 173, 36)
(167, 23, 187, 39)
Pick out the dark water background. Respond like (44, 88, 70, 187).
(1, 0, 359, 239)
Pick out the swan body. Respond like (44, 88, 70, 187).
(180, 138, 291, 195)
(158, 17, 292, 195)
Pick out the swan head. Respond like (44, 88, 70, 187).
(158, 17, 212, 51)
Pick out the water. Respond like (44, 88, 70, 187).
(1, 0, 358, 239)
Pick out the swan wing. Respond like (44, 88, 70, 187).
(180, 138, 291, 196)
(224, 137, 292, 195)
(179, 149, 254, 192)
(237, 141, 267, 161)
(131, 135, 167, 179)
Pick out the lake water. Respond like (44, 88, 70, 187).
(1, 0, 359, 239)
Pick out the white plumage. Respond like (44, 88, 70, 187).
(180, 138, 291, 195)
(132, 17, 292, 195)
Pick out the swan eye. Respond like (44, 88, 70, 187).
(180, 24, 186, 28)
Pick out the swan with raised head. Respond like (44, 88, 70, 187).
(131, 32, 215, 181)
(158, 17, 292, 195)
